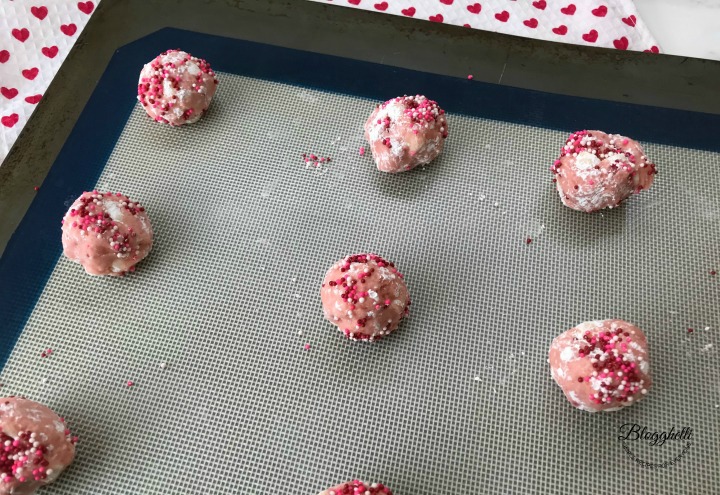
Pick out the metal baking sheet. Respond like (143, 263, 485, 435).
(1, 25, 720, 495)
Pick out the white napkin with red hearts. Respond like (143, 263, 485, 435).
(0, 1, 99, 165)
(0, 0, 660, 167)
(313, 0, 660, 53)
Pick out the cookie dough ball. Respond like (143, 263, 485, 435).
(364, 95, 448, 173)
(0, 397, 76, 495)
(319, 480, 393, 495)
(137, 49, 218, 126)
(61, 191, 153, 276)
(551, 130, 657, 212)
(549, 319, 652, 412)
(321, 253, 410, 341)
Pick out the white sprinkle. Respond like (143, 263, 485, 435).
(160, 362, 167, 369)
(291, 278, 297, 283)
(474, 376, 481, 381)
(298, 330, 303, 336)
(702, 343, 713, 352)
(41, 378, 47, 384)
(294, 294, 301, 299)
(493, 202, 499, 207)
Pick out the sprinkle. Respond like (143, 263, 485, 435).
(467, 74, 474, 80)
(298, 330, 303, 336)
(702, 343, 713, 352)
(493, 202, 499, 207)
(473, 376, 481, 381)
(359, 146, 365, 156)
(525, 238, 532, 245)
(126, 380, 134, 387)
(687, 328, 694, 333)
(159, 362, 167, 369)
(303, 344, 311, 351)
(33, 186, 39, 191)
(711, 270, 717, 276)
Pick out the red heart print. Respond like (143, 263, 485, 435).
(495, 10, 510, 22)
(25, 94, 42, 104)
(592, 5, 607, 17)
(77, 1, 94, 14)
(523, 18, 538, 28)
(532, 0, 546, 10)
(61, 24, 78, 36)
(31, 6, 48, 20)
(622, 15, 637, 27)
(41, 46, 59, 58)
(374, 1, 388, 10)
(22, 67, 39, 80)
(429, 13, 444, 22)
(1, 114, 19, 128)
(644, 46, 660, 53)
(1, 87, 18, 100)
(582, 30, 598, 43)
(613, 36, 629, 50)
(467, 3, 481, 14)
(440, 0, 454, 4)
(560, 4, 576, 15)
(12, 28, 30, 42)
(552, 25, 568, 35)
(0, 50, 9, 64)
(401, 6, 415, 16)
(348, 0, 361, 5)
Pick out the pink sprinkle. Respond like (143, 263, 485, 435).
(126, 380, 134, 387)
(359, 146, 365, 156)
(33, 186, 39, 192)
(467, 74, 474, 80)
(303, 344, 310, 351)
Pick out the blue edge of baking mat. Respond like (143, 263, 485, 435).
(1, 27, 719, 369)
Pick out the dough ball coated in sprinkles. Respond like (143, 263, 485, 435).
(321, 254, 410, 341)
(549, 319, 652, 413)
(364, 95, 448, 173)
(318, 480, 393, 495)
(61, 191, 153, 276)
(0, 397, 77, 495)
(551, 130, 657, 213)
(137, 49, 218, 126)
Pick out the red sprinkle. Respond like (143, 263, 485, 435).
(687, 328, 694, 333)
(525, 238, 532, 245)
(711, 270, 717, 276)
(33, 186, 39, 191)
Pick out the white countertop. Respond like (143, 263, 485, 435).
(636, 0, 720, 61)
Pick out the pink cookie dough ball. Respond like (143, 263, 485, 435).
(137, 49, 218, 126)
(61, 191, 153, 276)
(550, 130, 657, 212)
(0, 397, 77, 495)
(318, 480, 393, 495)
(549, 319, 652, 413)
(363, 95, 449, 173)
(321, 253, 410, 341)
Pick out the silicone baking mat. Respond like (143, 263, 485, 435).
(0, 29, 719, 494)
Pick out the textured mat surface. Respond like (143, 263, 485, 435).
(1, 73, 719, 494)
